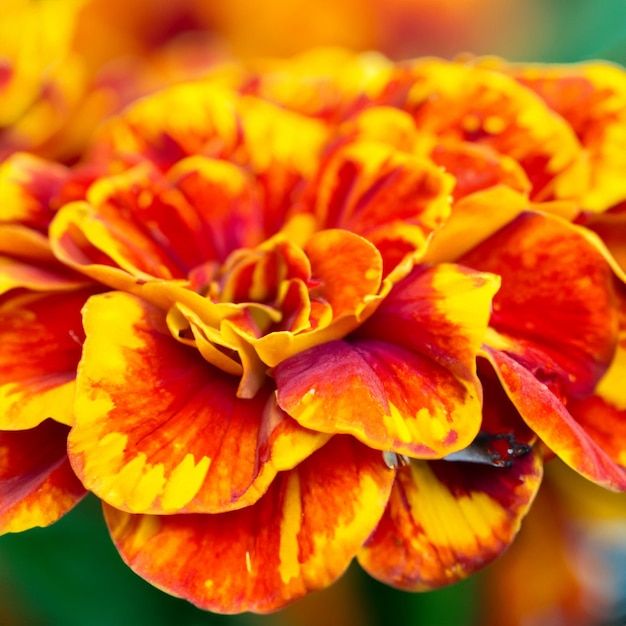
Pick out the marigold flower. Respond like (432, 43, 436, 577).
(1, 52, 625, 613)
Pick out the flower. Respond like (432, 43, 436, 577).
(1, 52, 625, 613)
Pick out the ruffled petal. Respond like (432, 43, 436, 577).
(275, 264, 499, 457)
(377, 58, 588, 202)
(0, 419, 86, 534)
(0, 288, 95, 429)
(93, 83, 327, 179)
(103, 436, 395, 613)
(0, 152, 68, 230)
(483, 347, 626, 491)
(506, 61, 626, 211)
(0, 225, 88, 294)
(464, 212, 619, 396)
(69, 291, 328, 514)
(430, 141, 531, 202)
(303, 140, 453, 273)
(358, 449, 543, 590)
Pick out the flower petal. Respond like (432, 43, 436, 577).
(0, 289, 94, 429)
(0, 152, 68, 230)
(465, 212, 619, 395)
(483, 347, 626, 491)
(508, 61, 626, 211)
(0, 419, 86, 534)
(304, 140, 453, 272)
(69, 291, 327, 514)
(430, 141, 530, 201)
(0, 225, 88, 294)
(379, 58, 588, 201)
(276, 264, 499, 458)
(358, 449, 543, 590)
(103, 436, 395, 613)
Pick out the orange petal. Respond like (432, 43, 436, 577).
(430, 141, 530, 201)
(464, 212, 619, 396)
(275, 264, 499, 457)
(508, 61, 626, 211)
(0, 225, 88, 294)
(568, 395, 626, 470)
(0, 152, 68, 230)
(103, 436, 395, 613)
(231, 230, 388, 369)
(358, 449, 543, 590)
(579, 203, 626, 276)
(303, 140, 453, 272)
(378, 59, 588, 202)
(168, 155, 265, 259)
(483, 347, 626, 491)
(69, 291, 327, 514)
(93, 82, 327, 178)
(0, 420, 86, 534)
(0, 288, 95, 429)
(423, 185, 531, 264)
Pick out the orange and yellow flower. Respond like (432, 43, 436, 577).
(1, 51, 625, 613)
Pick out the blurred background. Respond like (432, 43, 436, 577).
(2, 0, 626, 624)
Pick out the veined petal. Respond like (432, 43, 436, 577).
(69, 291, 327, 514)
(226, 230, 388, 369)
(304, 140, 453, 272)
(167, 155, 265, 259)
(0, 225, 88, 294)
(358, 450, 543, 590)
(275, 264, 499, 457)
(0, 152, 68, 230)
(430, 142, 530, 201)
(0, 420, 86, 534)
(423, 186, 531, 264)
(103, 436, 395, 614)
(276, 339, 480, 458)
(379, 58, 588, 202)
(93, 82, 328, 180)
(506, 61, 626, 211)
(360, 263, 500, 383)
(0, 288, 95, 429)
(465, 212, 619, 396)
(483, 347, 626, 491)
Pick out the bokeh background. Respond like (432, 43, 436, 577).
(2, 0, 626, 624)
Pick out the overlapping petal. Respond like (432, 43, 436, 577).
(0, 288, 99, 429)
(358, 449, 542, 590)
(376, 58, 588, 202)
(275, 264, 500, 458)
(69, 291, 328, 514)
(0, 419, 86, 534)
(300, 139, 453, 274)
(103, 436, 395, 613)
(464, 212, 619, 395)
(503, 60, 626, 211)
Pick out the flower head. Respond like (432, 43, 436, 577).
(1, 51, 625, 613)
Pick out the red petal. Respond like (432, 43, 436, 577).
(103, 436, 395, 613)
(69, 291, 327, 514)
(358, 450, 543, 590)
(304, 141, 452, 272)
(0, 420, 86, 533)
(483, 347, 626, 491)
(276, 265, 498, 457)
(0, 288, 95, 429)
(463, 212, 619, 395)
